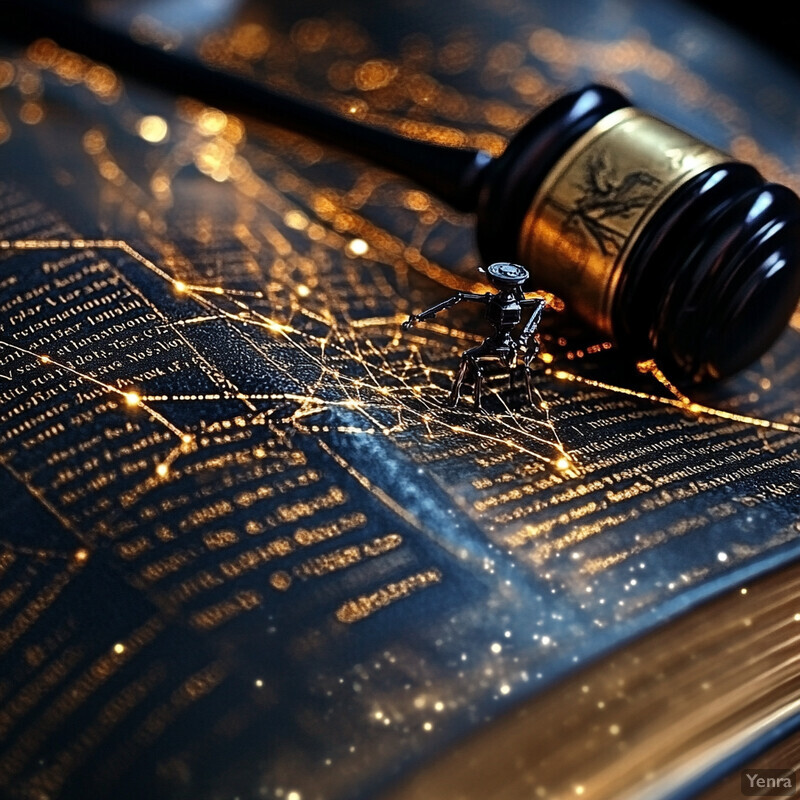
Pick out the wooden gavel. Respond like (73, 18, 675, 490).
(7, 4, 800, 383)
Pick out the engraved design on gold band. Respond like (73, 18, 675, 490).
(518, 107, 731, 335)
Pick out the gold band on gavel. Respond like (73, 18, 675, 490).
(517, 107, 731, 335)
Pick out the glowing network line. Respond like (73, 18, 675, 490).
(547, 367, 800, 434)
(2, 237, 798, 496)
(0, 238, 574, 476)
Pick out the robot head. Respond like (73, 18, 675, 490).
(484, 262, 529, 289)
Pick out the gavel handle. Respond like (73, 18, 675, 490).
(4, 2, 492, 212)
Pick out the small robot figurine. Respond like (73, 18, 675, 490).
(402, 262, 546, 409)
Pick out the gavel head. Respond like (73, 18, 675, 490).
(476, 85, 800, 383)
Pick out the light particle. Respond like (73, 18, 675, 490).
(269, 571, 292, 591)
(198, 108, 228, 136)
(20, 102, 44, 125)
(346, 238, 369, 256)
(284, 210, 308, 230)
(137, 115, 169, 143)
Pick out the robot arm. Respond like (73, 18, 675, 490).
(519, 297, 546, 364)
(402, 292, 488, 329)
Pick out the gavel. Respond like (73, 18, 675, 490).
(7, 4, 800, 384)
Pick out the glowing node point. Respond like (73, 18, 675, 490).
(687, 403, 703, 414)
(174, 280, 187, 293)
(255, 679, 264, 688)
(39, 354, 50, 363)
(296, 284, 310, 297)
(555, 456, 572, 472)
(124, 391, 141, 407)
(73, 548, 89, 563)
(156, 463, 169, 477)
(113, 643, 125, 654)
(181, 434, 193, 444)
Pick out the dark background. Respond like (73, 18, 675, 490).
(693, 0, 797, 70)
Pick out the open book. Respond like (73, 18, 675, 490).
(1, 1, 799, 798)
